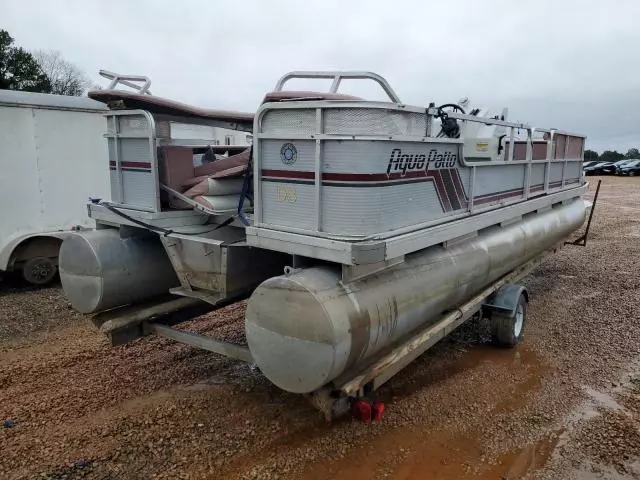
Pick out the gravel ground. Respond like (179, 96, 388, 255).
(1, 175, 639, 479)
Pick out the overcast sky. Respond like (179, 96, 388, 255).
(3, 0, 639, 152)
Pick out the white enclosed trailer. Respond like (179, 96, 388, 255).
(0, 90, 111, 284)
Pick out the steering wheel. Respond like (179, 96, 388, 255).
(436, 103, 466, 115)
(435, 104, 465, 138)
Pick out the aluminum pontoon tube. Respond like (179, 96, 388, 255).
(59, 229, 180, 314)
(245, 199, 587, 394)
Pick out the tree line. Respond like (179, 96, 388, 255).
(584, 148, 640, 163)
(0, 29, 92, 96)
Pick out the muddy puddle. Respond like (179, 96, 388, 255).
(302, 345, 551, 480)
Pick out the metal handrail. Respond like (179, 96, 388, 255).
(99, 70, 152, 94)
(427, 107, 531, 131)
(273, 71, 402, 103)
(427, 107, 586, 140)
(427, 108, 585, 168)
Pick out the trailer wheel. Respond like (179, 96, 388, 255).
(21, 257, 57, 285)
(491, 293, 527, 347)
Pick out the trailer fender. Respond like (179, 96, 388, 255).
(482, 284, 528, 317)
(0, 232, 69, 271)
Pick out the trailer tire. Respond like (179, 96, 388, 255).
(491, 293, 527, 347)
(21, 257, 57, 285)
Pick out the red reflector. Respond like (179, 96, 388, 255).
(372, 401, 385, 422)
(351, 399, 372, 423)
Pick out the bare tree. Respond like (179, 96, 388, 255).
(32, 50, 91, 96)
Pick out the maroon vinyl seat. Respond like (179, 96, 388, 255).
(88, 90, 254, 127)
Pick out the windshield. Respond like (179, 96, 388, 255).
(624, 160, 640, 167)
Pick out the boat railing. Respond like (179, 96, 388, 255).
(426, 107, 586, 164)
(273, 71, 402, 104)
(270, 71, 584, 165)
(99, 70, 152, 95)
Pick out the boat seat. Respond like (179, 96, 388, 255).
(188, 148, 251, 184)
(159, 147, 250, 208)
(87, 90, 254, 128)
(160, 148, 251, 191)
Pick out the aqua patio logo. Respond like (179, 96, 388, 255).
(386, 148, 457, 175)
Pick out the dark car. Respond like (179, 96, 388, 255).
(600, 159, 636, 175)
(584, 161, 611, 175)
(617, 159, 640, 176)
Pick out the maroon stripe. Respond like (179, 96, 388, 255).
(262, 169, 315, 180)
(475, 186, 524, 201)
(478, 180, 579, 204)
(545, 180, 579, 188)
(530, 179, 579, 192)
(450, 168, 468, 201)
(323, 171, 436, 181)
(109, 160, 152, 169)
(438, 169, 461, 211)
(109, 167, 150, 173)
(474, 188, 524, 205)
(447, 168, 468, 209)
(548, 179, 580, 187)
(262, 169, 461, 182)
(429, 170, 451, 212)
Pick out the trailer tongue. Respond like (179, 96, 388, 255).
(60, 71, 591, 421)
